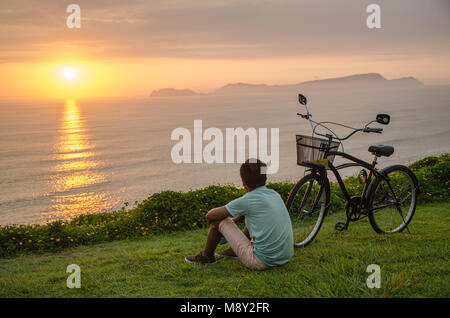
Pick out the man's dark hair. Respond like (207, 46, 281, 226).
(240, 158, 267, 189)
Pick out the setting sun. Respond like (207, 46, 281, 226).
(61, 67, 77, 80)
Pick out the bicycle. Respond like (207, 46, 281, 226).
(286, 94, 419, 247)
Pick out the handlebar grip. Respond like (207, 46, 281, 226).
(364, 127, 383, 133)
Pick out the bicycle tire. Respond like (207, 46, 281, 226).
(286, 172, 330, 247)
(367, 164, 419, 234)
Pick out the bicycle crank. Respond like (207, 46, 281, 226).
(345, 196, 363, 221)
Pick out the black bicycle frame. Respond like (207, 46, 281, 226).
(326, 151, 382, 207)
(302, 134, 395, 218)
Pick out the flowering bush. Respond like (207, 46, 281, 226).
(410, 153, 449, 202)
(0, 154, 448, 257)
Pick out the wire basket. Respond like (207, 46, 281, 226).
(296, 135, 340, 167)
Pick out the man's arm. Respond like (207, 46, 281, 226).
(205, 206, 231, 223)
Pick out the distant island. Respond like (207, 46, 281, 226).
(150, 73, 424, 97)
(150, 88, 201, 97)
(298, 73, 424, 88)
(215, 82, 269, 94)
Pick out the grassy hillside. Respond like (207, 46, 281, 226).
(1, 154, 448, 258)
(0, 202, 448, 298)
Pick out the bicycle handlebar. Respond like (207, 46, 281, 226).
(297, 112, 383, 141)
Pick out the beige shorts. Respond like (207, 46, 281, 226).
(218, 218, 269, 271)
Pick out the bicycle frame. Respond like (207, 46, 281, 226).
(305, 144, 390, 222)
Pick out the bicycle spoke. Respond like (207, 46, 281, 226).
(400, 192, 413, 204)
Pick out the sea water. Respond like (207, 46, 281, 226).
(0, 86, 449, 225)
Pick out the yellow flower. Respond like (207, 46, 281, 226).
(56, 238, 60, 242)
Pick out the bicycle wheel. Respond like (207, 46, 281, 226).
(286, 172, 330, 247)
(368, 165, 418, 234)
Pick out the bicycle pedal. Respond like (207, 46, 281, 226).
(334, 222, 347, 232)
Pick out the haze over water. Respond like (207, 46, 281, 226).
(0, 86, 449, 225)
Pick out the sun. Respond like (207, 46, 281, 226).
(61, 67, 77, 80)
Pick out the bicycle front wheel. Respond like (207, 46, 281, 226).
(368, 165, 419, 234)
(286, 172, 330, 247)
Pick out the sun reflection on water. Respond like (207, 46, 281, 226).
(43, 100, 111, 222)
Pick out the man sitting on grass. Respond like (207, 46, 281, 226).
(185, 159, 294, 270)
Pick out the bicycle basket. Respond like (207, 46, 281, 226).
(296, 135, 340, 167)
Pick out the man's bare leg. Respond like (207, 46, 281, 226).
(203, 222, 222, 256)
(186, 206, 234, 264)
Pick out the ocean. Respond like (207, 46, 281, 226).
(1, 86, 449, 225)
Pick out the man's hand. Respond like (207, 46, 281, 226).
(205, 206, 231, 224)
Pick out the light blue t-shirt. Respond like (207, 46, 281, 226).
(225, 186, 294, 267)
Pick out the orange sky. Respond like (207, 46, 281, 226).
(0, 0, 449, 99)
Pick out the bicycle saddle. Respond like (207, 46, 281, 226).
(368, 145, 394, 157)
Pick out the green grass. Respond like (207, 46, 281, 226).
(0, 202, 448, 298)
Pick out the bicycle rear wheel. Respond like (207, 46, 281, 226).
(368, 165, 418, 233)
(286, 172, 330, 247)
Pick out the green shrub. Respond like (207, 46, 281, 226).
(413, 155, 449, 202)
(0, 154, 448, 257)
(409, 154, 448, 171)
